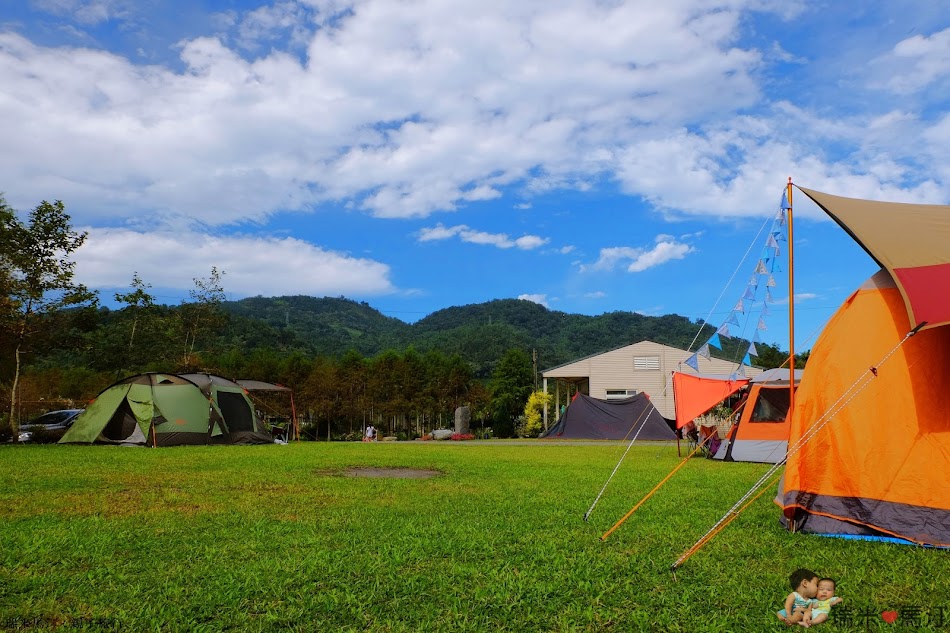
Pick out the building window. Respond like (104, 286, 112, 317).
(606, 389, 638, 400)
(633, 355, 660, 371)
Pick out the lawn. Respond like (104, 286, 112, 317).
(0, 441, 946, 632)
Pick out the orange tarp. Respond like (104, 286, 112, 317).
(672, 372, 748, 429)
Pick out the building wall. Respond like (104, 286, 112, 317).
(543, 340, 763, 419)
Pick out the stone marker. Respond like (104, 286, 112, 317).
(454, 405, 471, 434)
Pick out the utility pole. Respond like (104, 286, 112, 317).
(532, 348, 538, 390)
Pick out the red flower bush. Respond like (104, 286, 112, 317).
(451, 433, 475, 441)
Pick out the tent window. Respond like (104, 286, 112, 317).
(218, 392, 254, 432)
(749, 389, 791, 423)
(634, 356, 660, 371)
(606, 389, 637, 400)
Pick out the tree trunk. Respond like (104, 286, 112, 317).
(9, 344, 21, 443)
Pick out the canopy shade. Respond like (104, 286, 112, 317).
(671, 372, 749, 429)
(798, 186, 950, 331)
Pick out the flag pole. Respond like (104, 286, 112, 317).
(787, 178, 795, 433)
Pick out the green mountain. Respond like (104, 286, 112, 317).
(222, 296, 782, 377)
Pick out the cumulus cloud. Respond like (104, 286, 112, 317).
(872, 27, 950, 94)
(418, 223, 548, 250)
(580, 236, 694, 273)
(74, 228, 396, 297)
(0, 1, 788, 226)
(518, 294, 549, 307)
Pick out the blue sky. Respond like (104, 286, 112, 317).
(1, 1, 948, 353)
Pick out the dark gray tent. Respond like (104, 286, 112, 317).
(540, 393, 675, 440)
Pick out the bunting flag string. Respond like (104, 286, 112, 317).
(684, 354, 700, 371)
(684, 189, 790, 373)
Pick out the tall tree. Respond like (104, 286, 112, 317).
(0, 198, 97, 438)
(114, 272, 155, 349)
(489, 348, 534, 437)
(180, 266, 227, 366)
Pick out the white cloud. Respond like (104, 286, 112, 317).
(74, 228, 396, 297)
(584, 291, 606, 299)
(417, 223, 547, 250)
(627, 239, 693, 272)
(32, 0, 130, 25)
(580, 236, 694, 273)
(872, 27, 950, 94)
(518, 294, 549, 307)
(0, 1, 790, 226)
(559, 245, 575, 254)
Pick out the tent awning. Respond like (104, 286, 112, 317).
(671, 372, 749, 429)
(798, 186, 950, 331)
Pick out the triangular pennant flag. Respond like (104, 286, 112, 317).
(727, 311, 740, 326)
(772, 230, 786, 242)
(761, 303, 771, 317)
(697, 343, 711, 360)
(776, 209, 786, 226)
(766, 288, 774, 304)
(758, 317, 767, 330)
(761, 249, 772, 262)
(772, 260, 782, 273)
(684, 353, 700, 371)
(753, 329, 762, 343)
(755, 260, 768, 274)
(767, 274, 777, 287)
(741, 352, 752, 366)
(734, 298, 745, 314)
(781, 192, 790, 210)
(717, 324, 730, 337)
(735, 365, 746, 377)
(749, 274, 759, 287)
(766, 234, 779, 248)
(743, 285, 756, 300)
(708, 333, 722, 349)
(748, 342, 758, 357)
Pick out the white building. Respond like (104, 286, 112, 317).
(541, 340, 763, 427)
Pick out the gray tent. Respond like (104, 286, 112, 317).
(540, 393, 675, 440)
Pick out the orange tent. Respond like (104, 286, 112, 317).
(715, 369, 800, 464)
(778, 187, 950, 546)
(780, 270, 950, 546)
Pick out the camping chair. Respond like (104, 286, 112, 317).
(699, 425, 721, 458)
(682, 421, 700, 453)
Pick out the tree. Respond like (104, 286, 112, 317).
(114, 272, 155, 349)
(489, 348, 534, 437)
(521, 390, 551, 438)
(180, 266, 227, 366)
(0, 198, 98, 438)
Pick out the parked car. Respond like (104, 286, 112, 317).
(15, 409, 84, 444)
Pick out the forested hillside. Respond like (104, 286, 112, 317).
(221, 295, 789, 377)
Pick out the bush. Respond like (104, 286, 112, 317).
(450, 433, 474, 441)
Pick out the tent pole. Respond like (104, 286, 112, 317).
(787, 177, 796, 435)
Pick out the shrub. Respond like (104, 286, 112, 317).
(450, 433, 474, 441)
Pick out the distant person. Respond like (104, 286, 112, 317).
(364, 425, 374, 442)
(777, 568, 819, 626)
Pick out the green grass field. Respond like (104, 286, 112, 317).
(1, 441, 947, 632)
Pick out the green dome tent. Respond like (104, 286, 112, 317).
(60, 373, 273, 446)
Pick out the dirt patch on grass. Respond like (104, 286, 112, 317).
(343, 467, 442, 479)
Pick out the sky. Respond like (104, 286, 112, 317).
(1, 0, 948, 354)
